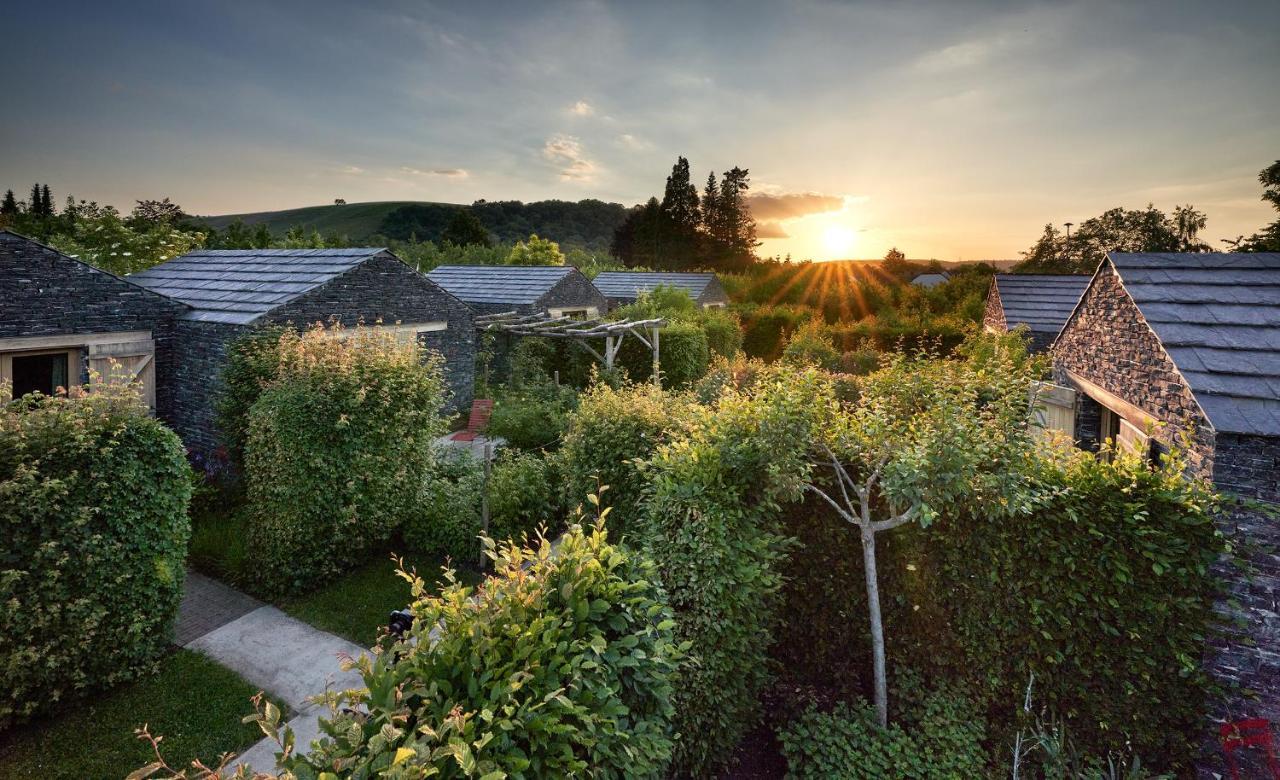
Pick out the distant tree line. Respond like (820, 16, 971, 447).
(611, 157, 760, 272)
(375, 199, 628, 253)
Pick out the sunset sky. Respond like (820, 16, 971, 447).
(2, 1, 1277, 261)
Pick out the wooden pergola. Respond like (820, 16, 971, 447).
(474, 311, 666, 383)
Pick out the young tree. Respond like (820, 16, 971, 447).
(506, 233, 565, 266)
(441, 208, 492, 247)
(805, 342, 1037, 728)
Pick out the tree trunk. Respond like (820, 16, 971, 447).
(860, 524, 888, 728)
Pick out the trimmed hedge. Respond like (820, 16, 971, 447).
(1, 387, 192, 727)
(402, 450, 485, 563)
(272, 523, 684, 777)
(559, 382, 696, 539)
(214, 326, 284, 469)
(486, 383, 578, 451)
(930, 448, 1225, 769)
(244, 326, 448, 596)
(488, 449, 564, 543)
(618, 321, 710, 389)
(638, 366, 835, 775)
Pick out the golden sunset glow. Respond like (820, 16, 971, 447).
(822, 225, 857, 259)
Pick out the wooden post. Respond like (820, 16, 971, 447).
(479, 441, 492, 572)
(604, 334, 615, 370)
(651, 326, 661, 388)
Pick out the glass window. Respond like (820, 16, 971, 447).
(12, 352, 70, 398)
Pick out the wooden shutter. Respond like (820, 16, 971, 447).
(1117, 417, 1149, 458)
(88, 338, 156, 410)
(1030, 382, 1076, 441)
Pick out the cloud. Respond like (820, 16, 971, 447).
(340, 165, 365, 175)
(569, 100, 594, 117)
(755, 221, 790, 239)
(747, 192, 846, 221)
(616, 133, 651, 151)
(542, 134, 598, 181)
(401, 166, 469, 179)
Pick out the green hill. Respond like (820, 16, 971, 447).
(197, 199, 630, 253)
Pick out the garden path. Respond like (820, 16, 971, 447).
(176, 571, 369, 775)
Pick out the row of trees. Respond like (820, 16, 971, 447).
(1016, 158, 1280, 273)
(611, 157, 760, 272)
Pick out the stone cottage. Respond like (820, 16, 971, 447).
(426, 265, 607, 317)
(592, 271, 730, 310)
(983, 273, 1091, 351)
(1051, 251, 1280, 733)
(129, 248, 476, 456)
(0, 230, 186, 411)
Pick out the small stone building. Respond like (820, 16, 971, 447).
(0, 230, 186, 412)
(1051, 251, 1280, 737)
(129, 248, 476, 455)
(426, 265, 606, 317)
(592, 271, 730, 310)
(983, 273, 1091, 351)
(909, 271, 949, 288)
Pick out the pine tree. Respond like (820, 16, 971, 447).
(41, 184, 53, 216)
(0, 190, 17, 215)
(661, 156, 700, 232)
(29, 183, 42, 216)
(701, 172, 720, 241)
(718, 167, 757, 262)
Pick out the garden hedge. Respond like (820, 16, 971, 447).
(268, 523, 685, 777)
(244, 326, 448, 596)
(618, 320, 710, 389)
(0, 387, 192, 727)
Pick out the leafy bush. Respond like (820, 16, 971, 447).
(782, 321, 842, 370)
(618, 320, 710, 388)
(488, 449, 563, 543)
(779, 678, 989, 780)
(931, 447, 1225, 769)
(1, 385, 192, 727)
(638, 366, 835, 775)
(560, 382, 696, 538)
(244, 325, 448, 596)
(262, 523, 685, 778)
(215, 327, 284, 469)
(487, 383, 578, 450)
(700, 306, 743, 359)
(736, 302, 814, 360)
(402, 450, 484, 562)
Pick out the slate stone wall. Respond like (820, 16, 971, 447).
(535, 270, 608, 314)
(1051, 262, 1215, 475)
(167, 320, 241, 459)
(0, 231, 187, 419)
(1215, 434, 1280, 504)
(698, 276, 731, 307)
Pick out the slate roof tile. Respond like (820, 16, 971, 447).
(592, 271, 721, 300)
(426, 265, 577, 306)
(993, 274, 1091, 333)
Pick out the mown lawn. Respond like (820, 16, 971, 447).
(279, 552, 483, 646)
(0, 649, 283, 780)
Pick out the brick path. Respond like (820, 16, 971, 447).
(174, 570, 263, 646)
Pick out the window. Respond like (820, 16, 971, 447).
(11, 351, 71, 398)
(560, 309, 589, 319)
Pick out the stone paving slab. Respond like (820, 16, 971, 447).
(186, 606, 367, 709)
(175, 570, 263, 647)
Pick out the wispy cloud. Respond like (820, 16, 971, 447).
(616, 133, 651, 151)
(569, 100, 594, 117)
(542, 134, 597, 181)
(339, 165, 365, 175)
(747, 192, 848, 221)
(401, 166, 470, 179)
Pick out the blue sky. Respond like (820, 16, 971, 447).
(2, 1, 1277, 259)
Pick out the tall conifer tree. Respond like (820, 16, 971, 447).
(0, 190, 17, 215)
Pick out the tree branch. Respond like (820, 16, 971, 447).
(805, 484, 861, 526)
(870, 505, 919, 534)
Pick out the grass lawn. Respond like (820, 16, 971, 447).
(279, 552, 483, 646)
(0, 649, 284, 780)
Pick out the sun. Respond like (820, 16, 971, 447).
(822, 225, 857, 259)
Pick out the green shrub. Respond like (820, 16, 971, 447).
(487, 383, 578, 450)
(782, 321, 842, 370)
(700, 307, 743, 359)
(402, 450, 485, 562)
(930, 448, 1225, 769)
(779, 679, 988, 780)
(638, 366, 835, 775)
(268, 523, 685, 778)
(560, 382, 696, 538)
(215, 326, 284, 468)
(619, 320, 710, 389)
(736, 302, 814, 361)
(0, 386, 192, 727)
(244, 325, 448, 596)
(488, 449, 563, 543)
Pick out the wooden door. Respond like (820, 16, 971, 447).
(88, 338, 156, 410)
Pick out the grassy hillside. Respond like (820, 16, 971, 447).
(197, 201, 431, 240)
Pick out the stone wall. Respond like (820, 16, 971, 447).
(981, 283, 1006, 333)
(536, 269, 608, 314)
(1052, 262, 1215, 476)
(167, 319, 240, 459)
(0, 231, 187, 419)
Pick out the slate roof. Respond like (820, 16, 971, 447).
(592, 271, 724, 302)
(426, 265, 577, 306)
(1110, 252, 1280, 437)
(910, 272, 949, 288)
(128, 249, 385, 324)
(994, 274, 1091, 334)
